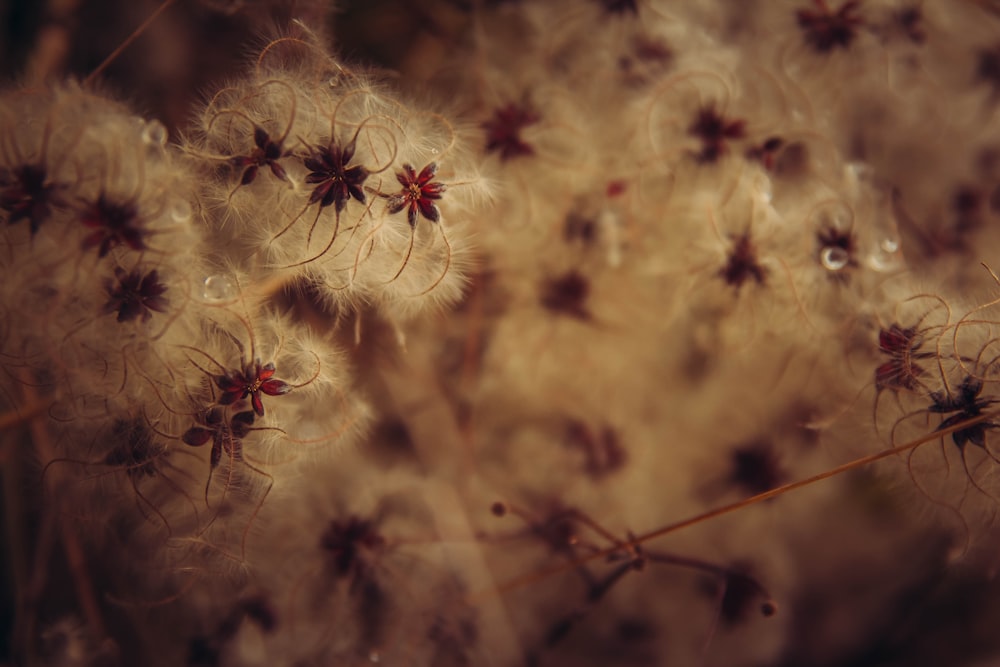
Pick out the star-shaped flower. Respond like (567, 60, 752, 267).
(215, 360, 291, 417)
(386, 163, 446, 227)
(688, 106, 745, 163)
(1, 164, 60, 235)
(483, 103, 539, 161)
(797, 0, 863, 53)
(303, 138, 369, 212)
(80, 194, 147, 257)
(103, 267, 169, 323)
(231, 126, 290, 185)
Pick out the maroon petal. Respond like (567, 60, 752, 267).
(254, 127, 270, 150)
(309, 181, 333, 205)
(218, 390, 242, 405)
(422, 183, 446, 198)
(417, 163, 438, 184)
(347, 183, 366, 206)
(231, 411, 256, 437)
(121, 229, 147, 252)
(397, 165, 416, 187)
(215, 373, 241, 392)
(117, 301, 143, 323)
(342, 140, 356, 164)
(323, 185, 342, 210)
(346, 165, 369, 186)
(725, 120, 747, 139)
(145, 296, 170, 313)
(183, 427, 213, 447)
(241, 165, 259, 186)
(418, 199, 441, 223)
(260, 379, 291, 396)
(251, 392, 265, 416)
(387, 194, 408, 215)
(270, 161, 289, 182)
(140, 270, 163, 291)
(879, 326, 911, 353)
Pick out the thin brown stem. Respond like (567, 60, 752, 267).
(82, 0, 178, 87)
(482, 409, 997, 600)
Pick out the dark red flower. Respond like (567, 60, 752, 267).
(231, 126, 290, 185)
(929, 376, 998, 450)
(483, 103, 539, 161)
(80, 193, 147, 257)
(541, 271, 591, 320)
(104, 267, 169, 323)
(304, 138, 369, 212)
(215, 360, 291, 417)
(720, 233, 767, 289)
(688, 106, 745, 163)
(320, 517, 386, 580)
(386, 163, 446, 227)
(1, 164, 60, 235)
(797, 0, 863, 53)
(745, 137, 785, 171)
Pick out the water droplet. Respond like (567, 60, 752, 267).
(202, 275, 235, 302)
(170, 199, 192, 223)
(820, 246, 850, 271)
(368, 650, 381, 663)
(141, 120, 168, 147)
(847, 161, 873, 182)
(868, 235, 902, 272)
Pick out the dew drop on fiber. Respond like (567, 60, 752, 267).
(202, 275, 235, 301)
(169, 199, 192, 223)
(820, 246, 850, 271)
(141, 120, 168, 148)
(847, 161, 873, 184)
(880, 236, 899, 253)
(868, 234, 902, 271)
